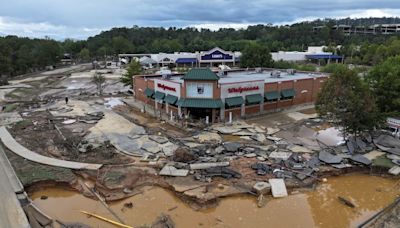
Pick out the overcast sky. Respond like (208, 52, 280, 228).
(0, 0, 400, 40)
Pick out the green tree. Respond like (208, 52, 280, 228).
(367, 56, 400, 116)
(92, 72, 106, 95)
(316, 68, 380, 137)
(112, 36, 134, 54)
(240, 43, 273, 68)
(121, 59, 142, 87)
(320, 63, 348, 73)
(79, 48, 90, 62)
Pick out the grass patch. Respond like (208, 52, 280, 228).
(372, 155, 395, 168)
(104, 171, 125, 184)
(3, 103, 18, 112)
(15, 119, 33, 128)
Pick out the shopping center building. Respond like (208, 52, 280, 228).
(134, 68, 328, 123)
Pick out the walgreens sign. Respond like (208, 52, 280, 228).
(228, 86, 259, 93)
(157, 83, 176, 92)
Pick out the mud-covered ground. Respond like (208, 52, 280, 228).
(1, 65, 399, 228)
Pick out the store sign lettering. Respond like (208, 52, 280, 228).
(157, 83, 176, 92)
(228, 86, 259, 93)
(212, 54, 223, 59)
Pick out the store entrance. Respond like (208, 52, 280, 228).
(187, 108, 212, 120)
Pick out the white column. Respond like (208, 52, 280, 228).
(260, 94, 264, 112)
(229, 112, 233, 124)
(206, 116, 209, 124)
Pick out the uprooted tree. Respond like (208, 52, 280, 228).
(316, 67, 381, 138)
(120, 59, 142, 87)
(92, 71, 106, 95)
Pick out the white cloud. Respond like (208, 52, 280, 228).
(188, 22, 259, 31)
(0, 16, 103, 40)
(348, 9, 400, 18)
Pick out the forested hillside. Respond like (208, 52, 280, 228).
(1, 17, 400, 77)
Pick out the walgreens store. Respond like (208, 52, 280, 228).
(134, 68, 328, 123)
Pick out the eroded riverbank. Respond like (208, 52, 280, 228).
(29, 174, 400, 228)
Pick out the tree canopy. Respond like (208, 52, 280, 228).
(316, 68, 381, 136)
(3, 17, 400, 77)
(240, 43, 273, 68)
(367, 56, 400, 116)
(121, 59, 142, 87)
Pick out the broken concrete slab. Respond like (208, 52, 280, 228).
(62, 119, 76, 125)
(318, 151, 343, 164)
(388, 166, 400, 175)
(363, 150, 386, 161)
(233, 131, 255, 136)
(350, 154, 372, 165)
(0, 112, 23, 125)
(149, 135, 169, 144)
(190, 162, 229, 170)
(269, 178, 288, 198)
(266, 136, 282, 142)
(223, 142, 241, 152)
(269, 151, 292, 160)
(161, 142, 178, 156)
(141, 141, 162, 154)
(253, 182, 271, 195)
(266, 127, 280, 135)
(387, 154, 400, 160)
(199, 167, 242, 179)
(288, 145, 312, 153)
(244, 153, 257, 158)
(195, 132, 222, 144)
(159, 165, 189, 177)
(251, 134, 266, 142)
(331, 164, 353, 169)
(213, 126, 241, 134)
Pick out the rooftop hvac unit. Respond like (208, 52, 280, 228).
(217, 70, 228, 77)
(270, 70, 281, 78)
(287, 69, 296, 75)
(255, 67, 263, 73)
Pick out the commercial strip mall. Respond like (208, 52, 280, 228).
(134, 68, 328, 123)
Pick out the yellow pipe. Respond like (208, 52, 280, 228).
(80, 211, 133, 228)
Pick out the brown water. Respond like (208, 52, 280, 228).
(30, 174, 400, 228)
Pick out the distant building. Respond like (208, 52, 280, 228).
(313, 23, 400, 35)
(119, 47, 241, 69)
(271, 46, 344, 64)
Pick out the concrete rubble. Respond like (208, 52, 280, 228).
(159, 165, 189, 177)
(253, 182, 271, 195)
(269, 179, 288, 198)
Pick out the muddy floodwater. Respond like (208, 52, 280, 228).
(30, 174, 399, 228)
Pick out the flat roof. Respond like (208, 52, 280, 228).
(158, 69, 328, 84)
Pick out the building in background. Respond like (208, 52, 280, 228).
(119, 47, 241, 69)
(271, 46, 344, 64)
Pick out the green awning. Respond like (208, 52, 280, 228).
(281, 89, 295, 98)
(225, 96, 244, 107)
(176, 99, 185, 107)
(144, 88, 154, 97)
(164, 94, 178, 105)
(154, 91, 165, 100)
(265, 91, 280, 100)
(177, 98, 223, 108)
(182, 68, 219, 81)
(245, 94, 263, 104)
